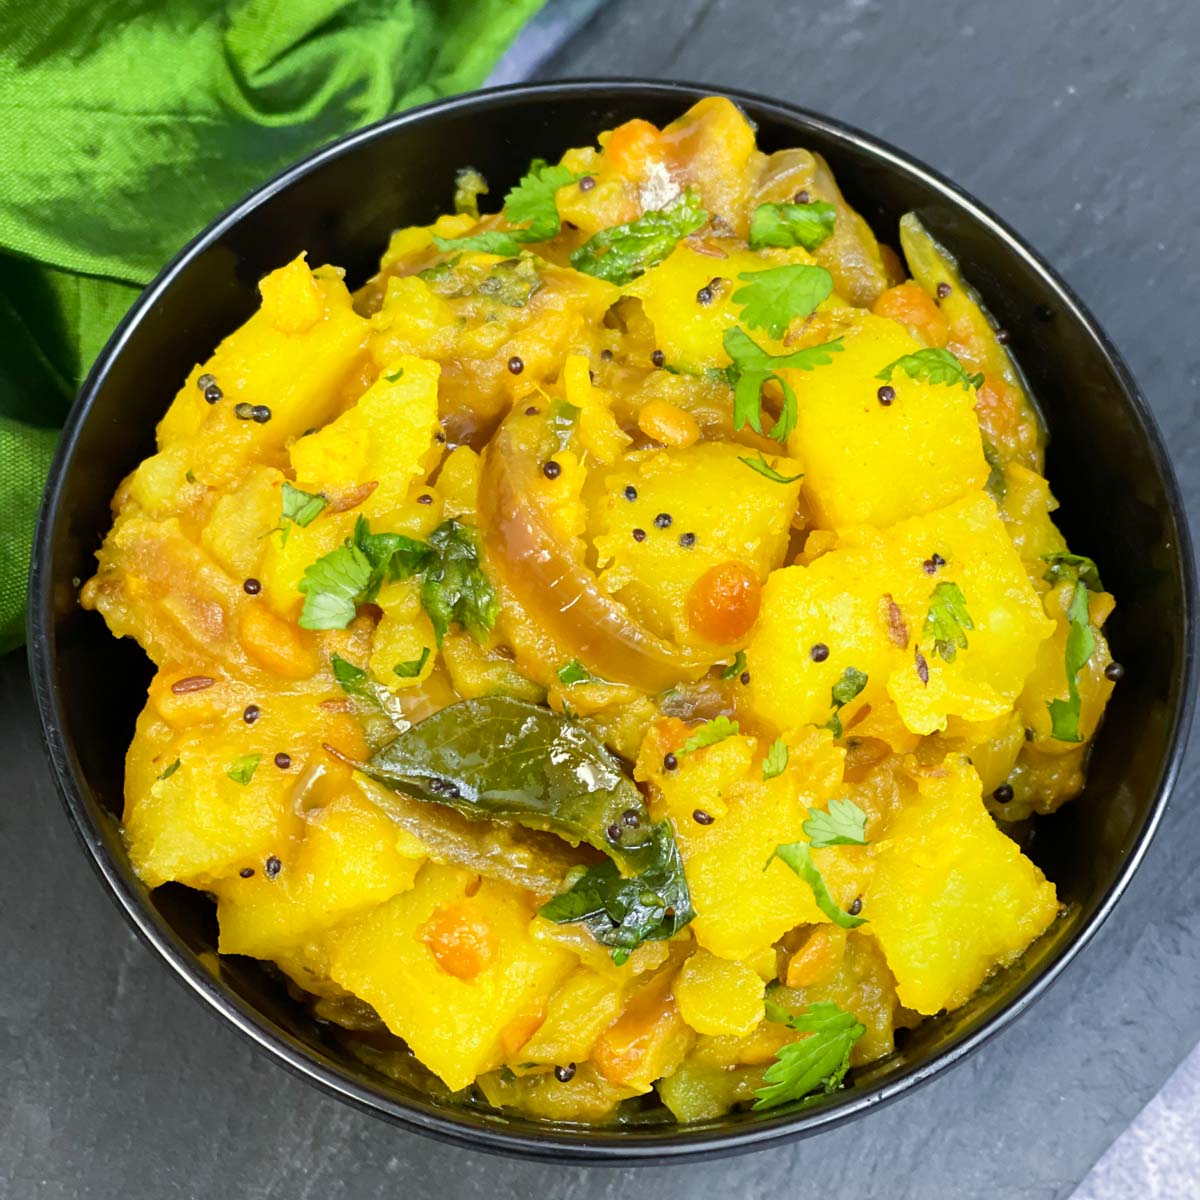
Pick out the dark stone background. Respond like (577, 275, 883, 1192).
(3, 1, 1197, 1196)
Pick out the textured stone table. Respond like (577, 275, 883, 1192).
(2, 1, 1198, 1197)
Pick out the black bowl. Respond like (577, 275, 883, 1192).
(28, 79, 1196, 1162)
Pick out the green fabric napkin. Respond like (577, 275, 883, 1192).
(0, 0, 546, 654)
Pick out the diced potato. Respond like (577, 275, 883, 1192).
(258, 509, 356, 622)
(328, 864, 575, 1091)
(657, 1060, 766, 1122)
(200, 465, 285, 579)
(865, 756, 1059, 1013)
(784, 311, 989, 528)
(214, 791, 425, 959)
(635, 725, 865, 959)
(630, 243, 811, 370)
(675, 950, 765, 1037)
(289, 354, 442, 522)
(590, 441, 801, 646)
(747, 492, 1055, 736)
(436, 445, 481, 518)
(562, 354, 631, 463)
(590, 967, 695, 1094)
(157, 258, 370, 487)
(477, 1063, 638, 1122)
(514, 967, 624, 1067)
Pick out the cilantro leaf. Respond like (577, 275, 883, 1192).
(749, 201, 838, 252)
(435, 158, 577, 255)
(503, 160, 580, 239)
(876, 347, 984, 391)
(539, 820, 694, 964)
(824, 666, 868, 738)
(226, 754, 261, 785)
(803, 797, 869, 848)
(724, 326, 844, 441)
(982, 440, 1007, 501)
(732, 264, 833, 339)
(330, 653, 382, 705)
(753, 1000, 865, 1110)
(721, 650, 747, 680)
(281, 482, 327, 528)
(157, 758, 180, 782)
(739, 454, 804, 483)
(420, 519, 498, 646)
(557, 659, 595, 686)
(1047, 580, 1096, 742)
(681, 714, 739, 754)
(762, 738, 789, 780)
(298, 540, 374, 630)
(353, 515, 436, 600)
(1043, 551, 1104, 592)
(923, 581, 973, 663)
(769, 841, 867, 929)
(570, 191, 709, 285)
(393, 647, 431, 679)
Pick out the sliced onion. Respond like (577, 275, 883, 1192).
(478, 413, 711, 693)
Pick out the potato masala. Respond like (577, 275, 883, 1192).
(82, 97, 1118, 1123)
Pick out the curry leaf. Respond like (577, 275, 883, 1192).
(359, 696, 656, 874)
(539, 820, 694, 964)
(748, 201, 838, 252)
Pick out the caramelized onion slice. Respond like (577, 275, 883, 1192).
(478, 414, 711, 692)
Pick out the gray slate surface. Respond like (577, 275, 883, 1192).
(3, 0, 1199, 1197)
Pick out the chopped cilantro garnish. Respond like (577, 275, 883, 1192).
(803, 798, 869, 848)
(768, 841, 866, 929)
(876, 347, 983, 391)
(1043, 551, 1103, 592)
(732, 264, 833, 338)
(681, 714, 739, 754)
(724, 326, 844, 442)
(453, 166, 489, 218)
(435, 158, 577, 256)
(226, 754, 261, 785)
(721, 650, 748, 680)
(824, 666, 868, 738)
(570, 191, 708, 285)
(556, 659, 595, 686)
(748, 200, 838, 252)
(157, 758, 180, 782)
(738, 454, 804, 483)
(393, 647, 431, 679)
(1047, 580, 1096, 743)
(762, 738, 789, 780)
(923, 581, 973, 663)
(330, 653, 379, 704)
(753, 999, 865, 1110)
(298, 517, 493, 645)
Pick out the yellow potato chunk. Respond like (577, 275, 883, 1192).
(214, 791, 425, 960)
(630, 243, 811, 370)
(675, 950, 765, 1037)
(156, 258, 369, 487)
(328, 864, 575, 1091)
(513, 967, 624, 1067)
(200, 465, 284, 579)
(289, 354, 441, 521)
(590, 441, 801, 646)
(367, 579, 437, 691)
(747, 491, 1055, 736)
(636, 727, 864, 960)
(866, 756, 1059, 1013)
(784, 311, 989, 527)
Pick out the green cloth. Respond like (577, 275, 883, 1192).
(0, 0, 545, 653)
